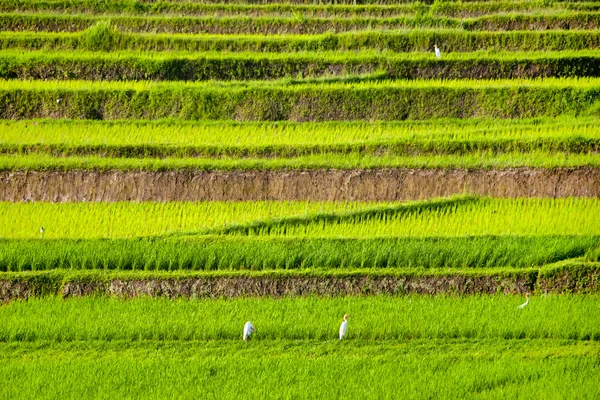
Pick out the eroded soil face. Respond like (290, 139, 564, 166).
(1, 168, 599, 202)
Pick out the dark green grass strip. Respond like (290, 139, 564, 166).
(2, 0, 599, 18)
(4, 29, 600, 53)
(5, 50, 600, 81)
(3, 12, 600, 34)
(0, 235, 596, 272)
(2, 82, 600, 121)
(4, 136, 599, 158)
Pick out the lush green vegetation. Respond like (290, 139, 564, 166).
(1, 235, 594, 271)
(3, 0, 600, 18)
(3, 295, 600, 341)
(2, 0, 600, 398)
(3, 77, 600, 121)
(6, 29, 600, 53)
(1, 197, 598, 239)
(5, 49, 600, 81)
(1, 339, 598, 399)
(1, 118, 599, 155)
(0, 198, 598, 271)
(0, 117, 599, 170)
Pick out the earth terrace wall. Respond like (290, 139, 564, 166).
(1, 85, 599, 120)
(3, 54, 600, 80)
(1, 263, 599, 302)
(0, 269, 539, 302)
(2, 169, 600, 202)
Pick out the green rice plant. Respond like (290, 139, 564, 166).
(79, 21, 123, 52)
(212, 198, 600, 238)
(5, 49, 600, 81)
(1, 295, 600, 341)
(0, 339, 598, 399)
(1, 118, 599, 153)
(1, 0, 597, 19)
(3, 11, 600, 35)
(5, 29, 600, 53)
(0, 235, 594, 271)
(2, 77, 600, 120)
(0, 200, 381, 239)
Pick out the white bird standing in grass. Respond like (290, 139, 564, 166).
(434, 44, 441, 59)
(243, 321, 255, 341)
(517, 293, 530, 309)
(339, 314, 349, 340)
(40, 227, 45, 239)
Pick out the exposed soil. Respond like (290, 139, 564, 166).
(0, 274, 531, 303)
(2, 168, 600, 202)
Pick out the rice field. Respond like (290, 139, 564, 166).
(0, 197, 597, 239)
(2, 1, 600, 397)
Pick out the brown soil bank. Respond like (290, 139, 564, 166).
(1, 263, 597, 302)
(2, 168, 600, 202)
(0, 274, 533, 303)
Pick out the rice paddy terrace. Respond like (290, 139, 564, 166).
(1, 1, 600, 399)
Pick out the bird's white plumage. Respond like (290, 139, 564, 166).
(434, 45, 441, 59)
(339, 321, 348, 340)
(517, 294, 530, 309)
(243, 321, 255, 341)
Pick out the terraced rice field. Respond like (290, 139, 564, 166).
(1, 0, 600, 398)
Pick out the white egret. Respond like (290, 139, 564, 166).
(339, 314, 349, 340)
(40, 227, 45, 239)
(434, 44, 441, 59)
(517, 293, 530, 309)
(56, 98, 62, 104)
(243, 321, 255, 341)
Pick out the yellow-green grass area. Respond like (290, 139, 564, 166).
(5, 29, 600, 53)
(0, 200, 386, 239)
(6, 118, 598, 149)
(0, 296, 599, 399)
(3, 152, 599, 170)
(0, 118, 599, 170)
(5, 76, 600, 90)
(0, 198, 598, 271)
(3, 0, 600, 18)
(0, 197, 598, 239)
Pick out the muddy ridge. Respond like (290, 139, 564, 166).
(0, 275, 531, 303)
(2, 168, 600, 202)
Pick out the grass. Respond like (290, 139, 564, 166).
(0, 235, 594, 271)
(4, 29, 600, 53)
(0, 200, 386, 239)
(5, 76, 600, 90)
(0, 198, 598, 271)
(1, 152, 599, 170)
(2, 0, 599, 18)
(2, 295, 600, 341)
(2, 197, 600, 239)
(3, 77, 600, 121)
(6, 48, 600, 81)
(1, 339, 598, 399)
(2, 118, 600, 150)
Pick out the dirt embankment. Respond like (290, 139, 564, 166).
(2, 168, 600, 202)
(0, 274, 531, 303)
